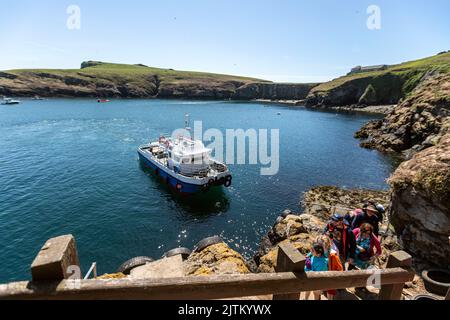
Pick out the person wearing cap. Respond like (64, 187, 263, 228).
(323, 213, 356, 267)
(351, 202, 382, 237)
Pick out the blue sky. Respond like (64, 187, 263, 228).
(1, 0, 449, 82)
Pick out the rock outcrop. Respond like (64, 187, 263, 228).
(306, 72, 404, 108)
(184, 243, 250, 276)
(389, 132, 450, 267)
(305, 52, 450, 112)
(234, 83, 318, 101)
(355, 73, 450, 155)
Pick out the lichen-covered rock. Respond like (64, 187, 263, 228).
(184, 243, 250, 276)
(270, 215, 307, 243)
(389, 132, 450, 267)
(298, 213, 327, 234)
(302, 186, 390, 220)
(257, 234, 316, 273)
(96, 273, 127, 280)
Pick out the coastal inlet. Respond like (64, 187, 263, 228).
(0, 99, 397, 283)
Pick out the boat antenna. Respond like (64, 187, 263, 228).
(185, 114, 192, 138)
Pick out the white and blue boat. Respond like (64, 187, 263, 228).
(1, 97, 21, 105)
(138, 119, 232, 194)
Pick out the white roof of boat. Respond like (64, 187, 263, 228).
(171, 138, 211, 156)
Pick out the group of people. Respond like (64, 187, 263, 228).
(304, 201, 385, 300)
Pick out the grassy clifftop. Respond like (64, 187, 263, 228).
(306, 51, 450, 107)
(0, 61, 271, 98)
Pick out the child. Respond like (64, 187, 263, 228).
(305, 242, 328, 300)
(316, 235, 344, 300)
(305, 243, 328, 272)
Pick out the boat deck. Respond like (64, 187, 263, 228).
(140, 147, 225, 179)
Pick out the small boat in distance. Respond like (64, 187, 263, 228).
(32, 95, 44, 100)
(138, 115, 232, 194)
(97, 99, 110, 103)
(1, 97, 21, 105)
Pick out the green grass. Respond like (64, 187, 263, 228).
(6, 61, 269, 87)
(312, 51, 450, 93)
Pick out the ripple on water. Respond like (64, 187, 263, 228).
(0, 99, 395, 282)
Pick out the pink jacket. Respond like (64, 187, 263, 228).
(353, 228, 382, 257)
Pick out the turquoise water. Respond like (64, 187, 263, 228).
(0, 99, 396, 282)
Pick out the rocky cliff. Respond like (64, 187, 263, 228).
(306, 72, 405, 108)
(355, 73, 450, 156)
(306, 52, 450, 109)
(389, 132, 450, 268)
(0, 61, 317, 101)
(233, 82, 317, 100)
(352, 71, 450, 268)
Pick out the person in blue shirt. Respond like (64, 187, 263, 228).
(305, 243, 329, 300)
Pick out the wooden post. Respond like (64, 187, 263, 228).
(379, 251, 412, 300)
(273, 242, 305, 300)
(31, 235, 80, 282)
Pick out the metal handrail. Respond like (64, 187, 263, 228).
(83, 262, 97, 280)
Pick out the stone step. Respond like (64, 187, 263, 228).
(130, 255, 185, 279)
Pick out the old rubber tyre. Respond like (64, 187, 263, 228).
(163, 247, 192, 260)
(193, 236, 224, 253)
(281, 210, 293, 218)
(224, 175, 232, 188)
(422, 269, 450, 296)
(117, 256, 154, 275)
(275, 216, 284, 224)
(412, 294, 439, 301)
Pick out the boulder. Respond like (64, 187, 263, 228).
(184, 243, 250, 276)
(270, 215, 307, 243)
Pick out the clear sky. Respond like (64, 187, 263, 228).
(1, 0, 449, 82)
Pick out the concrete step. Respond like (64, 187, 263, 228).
(130, 255, 185, 279)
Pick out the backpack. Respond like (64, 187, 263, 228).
(305, 253, 312, 271)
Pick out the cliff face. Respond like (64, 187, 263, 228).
(0, 70, 159, 98)
(389, 132, 450, 267)
(305, 52, 450, 109)
(0, 61, 317, 101)
(355, 73, 450, 155)
(234, 83, 318, 100)
(306, 72, 405, 107)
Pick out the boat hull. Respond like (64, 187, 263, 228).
(1, 102, 20, 105)
(138, 151, 227, 194)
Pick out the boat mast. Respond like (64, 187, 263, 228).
(185, 114, 192, 139)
